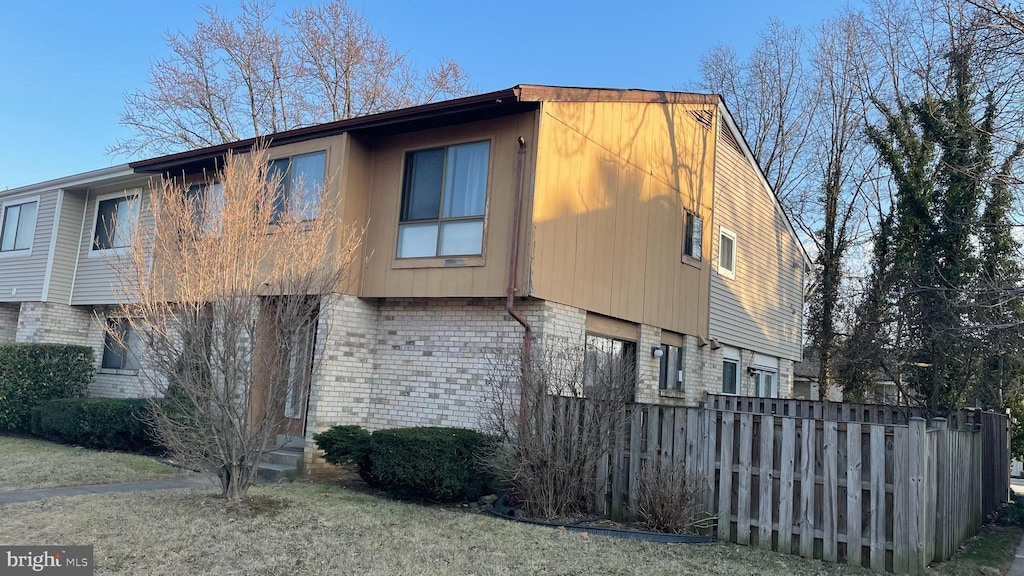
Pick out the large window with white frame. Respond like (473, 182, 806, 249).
(718, 227, 737, 279)
(0, 198, 38, 255)
(91, 192, 140, 253)
(397, 140, 490, 259)
(722, 346, 740, 395)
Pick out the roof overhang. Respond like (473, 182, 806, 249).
(1, 164, 136, 198)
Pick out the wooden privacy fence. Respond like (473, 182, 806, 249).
(568, 398, 988, 574)
(706, 393, 1011, 519)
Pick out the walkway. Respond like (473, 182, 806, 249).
(0, 474, 216, 505)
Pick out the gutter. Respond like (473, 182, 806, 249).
(507, 136, 533, 429)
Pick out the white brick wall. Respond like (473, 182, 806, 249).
(0, 303, 17, 343)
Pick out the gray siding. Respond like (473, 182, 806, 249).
(71, 179, 152, 305)
(45, 191, 87, 303)
(709, 135, 804, 361)
(0, 190, 58, 302)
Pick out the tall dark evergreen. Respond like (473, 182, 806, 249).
(847, 40, 1024, 413)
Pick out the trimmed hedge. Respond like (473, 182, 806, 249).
(315, 425, 493, 502)
(32, 398, 158, 453)
(0, 344, 94, 431)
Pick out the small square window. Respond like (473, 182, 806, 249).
(0, 199, 38, 253)
(683, 212, 702, 261)
(719, 227, 737, 279)
(93, 195, 139, 251)
(397, 141, 490, 259)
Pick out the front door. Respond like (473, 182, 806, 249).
(277, 319, 315, 440)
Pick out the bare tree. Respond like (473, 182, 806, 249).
(698, 19, 817, 209)
(105, 143, 361, 500)
(112, 0, 471, 157)
(484, 339, 635, 519)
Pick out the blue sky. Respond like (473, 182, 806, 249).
(0, 0, 852, 189)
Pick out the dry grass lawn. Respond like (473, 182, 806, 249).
(0, 482, 1016, 576)
(0, 435, 186, 492)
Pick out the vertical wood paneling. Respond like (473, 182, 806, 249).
(778, 418, 796, 555)
(530, 101, 716, 337)
(718, 411, 735, 541)
(870, 425, 886, 571)
(822, 422, 838, 563)
(798, 418, 816, 558)
(737, 413, 754, 545)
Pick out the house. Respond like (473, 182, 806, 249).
(0, 85, 807, 474)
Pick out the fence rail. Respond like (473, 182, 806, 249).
(559, 395, 1001, 574)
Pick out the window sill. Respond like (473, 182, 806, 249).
(97, 368, 140, 376)
(717, 267, 736, 280)
(681, 255, 702, 269)
(658, 389, 687, 399)
(0, 249, 32, 260)
(89, 248, 130, 259)
(392, 256, 485, 269)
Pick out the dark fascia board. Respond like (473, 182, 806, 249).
(129, 87, 522, 173)
(128, 85, 729, 174)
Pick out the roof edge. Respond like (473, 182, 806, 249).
(130, 87, 521, 172)
(1, 164, 136, 197)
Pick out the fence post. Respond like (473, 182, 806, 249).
(931, 418, 948, 562)
(908, 417, 928, 575)
(973, 421, 983, 534)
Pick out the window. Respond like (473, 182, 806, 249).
(0, 199, 38, 254)
(397, 140, 490, 258)
(722, 347, 740, 395)
(102, 318, 141, 371)
(284, 320, 315, 419)
(93, 194, 139, 251)
(683, 212, 703, 261)
(268, 151, 327, 222)
(718, 227, 736, 279)
(658, 344, 685, 391)
(585, 333, 637, 400)
(753, 369, 777, 398)
(185, 182, 224, 235)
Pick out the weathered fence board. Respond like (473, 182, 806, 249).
(548, 395, 991, 575)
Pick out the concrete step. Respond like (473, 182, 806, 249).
(256, 462, 298, 483)
(275, 435, 305, 450)
(263, 448, 303, 468)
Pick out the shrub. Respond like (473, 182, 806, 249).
(369, 427, 494, 502)
(316, 425, 494, 502)
(314, 424, 372, 474)
(636, 460, 714, 534)
(34, 398, 158, 453)
(0, 344, 94, 431)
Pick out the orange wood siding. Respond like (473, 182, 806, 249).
(530, 101, 716, 337)
(358, 112, 537, 298)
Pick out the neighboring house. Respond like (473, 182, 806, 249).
(0, 85, 808, 474)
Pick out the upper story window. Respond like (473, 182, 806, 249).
(718, 227, 737, 279)
(92, 193, 140, 252)
(0, 198, 38, 255)
(683, 212, 703, 261)
(186, 182, 224, 235)
(658, 343, 685, 391)
(397, 140, 490, 259)
(267, 151, 327, 222)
